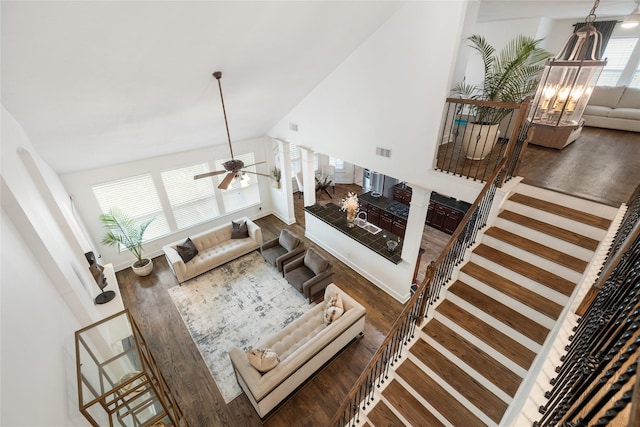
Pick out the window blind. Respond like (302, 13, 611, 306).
(161, 163, 220, 229)
(92, 173, 170, 242)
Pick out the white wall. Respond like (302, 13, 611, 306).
(61, 136, 274, 270)
(268, 1, 469, 189)
(458, 16, 548, 89)
(1, 106, 96, 426)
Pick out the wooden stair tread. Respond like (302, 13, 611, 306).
(424, 320, 522, 396)
(396, 358, 488, 426)
(473, 244, 576, 296)
(367, 399, 405, 427)
(437, 300, 536, 369)
(484, 226, 588, 272)
(450, 281, 550, 345)
(509, 193, 611, 230)
(461, 262, 564, 319)
(409, 337, 508, 423)
(498, 210, 599, 250)
(382, 379, 445, 427)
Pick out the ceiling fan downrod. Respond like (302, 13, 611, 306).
(213, 71, 234, 160)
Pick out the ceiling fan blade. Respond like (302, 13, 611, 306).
(194, 170, 227, 180)
(241, 161, 266, 169)
(218, 172, 236, 190)
(242, 170, 272, 178)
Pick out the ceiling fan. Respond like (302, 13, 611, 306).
(194, 71, 269, 190)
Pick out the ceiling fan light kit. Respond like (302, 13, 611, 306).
(194, 71, 269, 190)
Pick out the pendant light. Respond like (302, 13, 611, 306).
(528, 0, 607, 128)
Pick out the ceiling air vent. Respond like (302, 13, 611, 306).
(289, 122, 298, 132)
(376, 147, 391, 158)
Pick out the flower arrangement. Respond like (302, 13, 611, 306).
(340, 192, 359, 213)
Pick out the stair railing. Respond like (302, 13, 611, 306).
(533, 187, 640, 427)
(437, 97, 530, 184)
(329, 158, 507, 427)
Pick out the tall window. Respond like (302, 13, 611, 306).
(92, 174, 170, 242)
(329, 156, 345, 170)
(289, 143, 318, 177)
(215, 152, 261, 212)
(597, 37, 640, 87)
(161, 163, 220, 229)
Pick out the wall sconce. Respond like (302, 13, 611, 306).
(528, 0, 607, 128)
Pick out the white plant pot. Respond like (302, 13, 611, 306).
(132, 258, 153, 276)
(461, 123, 501, 160)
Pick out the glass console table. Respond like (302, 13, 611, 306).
(75, 309, 186, 427)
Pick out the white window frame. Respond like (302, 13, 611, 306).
(160, 163, 221, 230)
(92, 173, 171, 245)
(598, 36, 640, 88)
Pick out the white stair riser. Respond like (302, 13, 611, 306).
(504, 202, 608, 241)
(516, 184, 619, 219)
(458, 272, 556, 329)
(494, 217, 594, 262)
(422, 332, 516, 404)
(446, 293, 542, 353)
(482, 234, 583, 283)
(470, 254, 570, 305)
(434, 312, 529, 378)
(405, 354, 500, 427)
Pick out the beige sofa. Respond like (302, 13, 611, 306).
(229, 283, 366, 419)
(162, 217, 262, 283)
(583, 86, 640, 132)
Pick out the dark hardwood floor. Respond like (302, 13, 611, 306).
(117, 126, 638, 426)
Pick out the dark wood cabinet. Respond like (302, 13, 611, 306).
(443, 209, 462, 234)
(380, 212, 393, 232)
(393, 187, 412, 205)
(424, 192, 469, 235)
(392, 217, 407, 237)
(368, 205, 380, 226)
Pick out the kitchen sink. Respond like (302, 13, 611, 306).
(360, 222, 382, 235)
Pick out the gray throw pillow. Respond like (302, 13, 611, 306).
(304, 249, 328, 275)
(176, 237, 198, 263)
(231, 220, 249, 239)
(278, 229, 299, 252)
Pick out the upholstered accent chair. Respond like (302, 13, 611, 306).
(283, 247, 334, 302)
(261, 229, 305, 273)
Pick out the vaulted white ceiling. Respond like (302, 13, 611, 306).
(2, 1, 636, 173)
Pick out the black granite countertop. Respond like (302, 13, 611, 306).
(305, 203, 403, 264)
(391, 184, 471, 214)
(430, 192, 471, 213)
(359, 192, 409, 219)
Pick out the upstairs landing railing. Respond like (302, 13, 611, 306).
(437, 97, 531, 184)
(329, 158, 507, 427)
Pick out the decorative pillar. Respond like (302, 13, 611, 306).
(299, 146, 316, 207)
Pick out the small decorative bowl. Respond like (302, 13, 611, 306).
(386, 240, 398, 252)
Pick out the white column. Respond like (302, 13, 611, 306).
(299, 146, 316, 207)
(402, 185, 430, 285)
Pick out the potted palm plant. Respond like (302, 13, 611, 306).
(272, 166, 282, 189)
(454, 34, 551, 159)
(100, 208, 155, 276)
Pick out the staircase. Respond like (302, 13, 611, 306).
(363, 183, 619, 427)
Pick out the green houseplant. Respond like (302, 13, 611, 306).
(454, 34, 552, 159)
(100, 208, 155, 276)
(271, 166, 281, 188)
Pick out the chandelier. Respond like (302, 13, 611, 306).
(528, 0, 607, 128)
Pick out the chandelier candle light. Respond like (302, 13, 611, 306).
(528, 0, 607, 129)
(340, 192, 359, 228)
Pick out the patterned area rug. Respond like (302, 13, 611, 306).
(168, 251, 315, 403)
